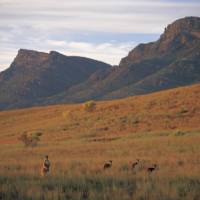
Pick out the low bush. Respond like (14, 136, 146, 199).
(18, 132, 42, 147)
(173, 130, 186, 137)
(83, 101, 96, 112)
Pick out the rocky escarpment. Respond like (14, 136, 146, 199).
(119, 17, 200, 67)
(53, 16, 200, 102)
(0, 17, 200, 110)
(0, 50, 111, 109)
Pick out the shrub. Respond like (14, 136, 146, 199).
(33, 131, 43, 137)
(180, 108, 189, 114)
(83, 101, 96, 112)
(173, 130, 186, 137)
(18, 132, 42, 147)
(132, 118, 140, 125)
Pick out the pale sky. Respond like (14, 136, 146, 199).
(0, 0, 200, 71)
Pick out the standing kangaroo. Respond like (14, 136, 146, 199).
(41, 155, 51, 176)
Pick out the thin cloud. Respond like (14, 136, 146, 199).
(0, 0, 199, 33)
(0, 0, 199, 71)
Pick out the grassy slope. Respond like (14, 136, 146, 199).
(0, 83, 200, 199)
(1, 83, 200, 142)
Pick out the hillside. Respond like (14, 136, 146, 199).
(0, 83, 200, 144)
(1, 84, 200, 199)
(55, 16, 200, 102)
(0, 17, 200, 110)
(0, 50, 111, 109)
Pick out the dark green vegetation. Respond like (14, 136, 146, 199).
(0, 174, 200, 200)
(0, 16, 200, 110)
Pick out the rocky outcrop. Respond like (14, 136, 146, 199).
(0, 17, 199, 110)
(0, 50, 111, 109)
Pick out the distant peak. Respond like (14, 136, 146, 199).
(49, 51, 65, 56)
(161, 16, 200, 39)
(13, 49, 49, 67)
(168, 16, 200, 28)
(49, 50, 59, 54)
(17, 49, 48, 57)
(18, 48, 37, 54)
(119, 16, 200, 66)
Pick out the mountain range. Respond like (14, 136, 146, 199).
(0, 16, 200, 110)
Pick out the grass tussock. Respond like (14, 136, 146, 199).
(0, 173, 200, 200)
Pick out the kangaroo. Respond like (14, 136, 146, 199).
(132, 159, 140, 169)
(147, 164, 157, 173)
(103, 160, 112, 170)
(41, 155, 51, 176)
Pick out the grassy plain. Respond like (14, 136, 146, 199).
(0, 84, 200, 199)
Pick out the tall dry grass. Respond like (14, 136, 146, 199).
(0, 129, 200, 199)
(1, 84, 200, 199)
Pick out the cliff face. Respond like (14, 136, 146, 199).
(119, 17, 200, 67)
(56, 16, 200, 103)
(101, 17, 200, 99)
(0, 50, 111, 109)
(0, 17, 200, 110)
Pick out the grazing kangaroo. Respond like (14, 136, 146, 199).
(147, 164, 157, 173)
(103, 160, 112, 170)
(132, 159, 140, 169)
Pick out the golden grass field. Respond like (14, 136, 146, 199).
(0, 84, 200, 199)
